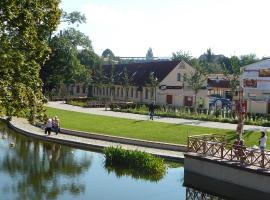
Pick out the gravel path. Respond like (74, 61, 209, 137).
(47, 101, 270, 132)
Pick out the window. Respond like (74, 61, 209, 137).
(151, 88, 154, 98)
(136, 88, 139, 98)
(121, 88, 123, 97)
(177, 73, 181, 81)
(259, 68, 270, 77)
(145, 88, 148, 99)
(83, 85, 86, 93)
(117, 88, 120, 97)
(130, 87, 133, 98)
(76, 85, 80, 93)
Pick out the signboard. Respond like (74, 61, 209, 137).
(259, 68, 270, 77)
(159, 85, 182, 90)
(243, 79, 257, 88)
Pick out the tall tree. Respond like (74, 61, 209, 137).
(185, 64, 207, 113)
(146, 48, 154, 61)
(102, 49, 115, 58)
(0, 0, 61, 122)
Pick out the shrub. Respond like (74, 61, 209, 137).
(104, 146, 166, 177)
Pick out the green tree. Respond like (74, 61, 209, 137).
(148, 72, 159, 103)
(185, 64, 207, 113)
(41, 28, 98, 96)
(239, 54, 258, 67)
(146, 48, 154, 61)
(171, 51, 193, 64)
(0, 0, 61, 122)
(122, 67, 131, 101)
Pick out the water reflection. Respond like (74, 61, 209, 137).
(104, 163, 165, 182)
(185, 187, 226, 200)
(0, 124, 92, 200)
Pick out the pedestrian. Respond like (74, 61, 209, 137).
(149, 102, 155, 120)
(259, 131, 267, 151)
(45, 118, 52, 135)
(233, 135, 245, 160)
(53, 116, 60, 135)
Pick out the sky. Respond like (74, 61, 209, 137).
(60, 0, 270, 58)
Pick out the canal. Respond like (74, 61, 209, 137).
(0, 122, 187, 200)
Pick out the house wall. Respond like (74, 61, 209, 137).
(157, 62, 208, 108)
(247, 100, 267, 114)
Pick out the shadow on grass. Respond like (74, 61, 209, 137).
(132, 120, 145, 123)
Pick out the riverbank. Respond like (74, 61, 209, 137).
(6, 117, 184, 162)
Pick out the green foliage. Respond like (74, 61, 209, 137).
(0, 0, 61, 121)
(102, 49, 115, 58)
(146, 47, 154, 61)
(61, 11, 86, 25)
(41, 28, 99, 94)
(104, 146, 166, 179)
(185, 63, 207, 111)
(172, 51, 193, 64)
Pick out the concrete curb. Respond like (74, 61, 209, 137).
(60, 128, 187, 152)
(5, 119, 185, 162)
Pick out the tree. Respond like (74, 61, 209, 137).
(148, 72, 159, 103)
(61, 11, 86, 25)
(185, 64, 207, 113)
(223, 56, 241, 99)
(146, 48, 154, 61)
(122, 67, 131, 101)
(239, 54, 258, 67)
(222, 56, 244, 137)
(205, 48, 213, 62)
(172, 51, 193, 64)
(41, 28, 98, 96)
(107, 64, 115, 102)
(0, 0, 61, 122)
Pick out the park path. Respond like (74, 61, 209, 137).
(8, 117, 184, 161)
(47, 101, 270, 132)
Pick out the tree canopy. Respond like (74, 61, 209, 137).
(146, 48, 154, 61)
(0, 0, 61, 121)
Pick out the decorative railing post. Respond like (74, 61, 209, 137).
(203, 139, 206, 155)
(261, 151, 265, 168)
(187, 137, 190, 151)
(221, 143, 224, 159)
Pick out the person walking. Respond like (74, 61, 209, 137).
(259, 131, 267, 151)
(45, 118, 53, 135)
(149, 102, 155, 120)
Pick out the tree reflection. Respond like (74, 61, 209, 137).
(104, 163, 165, 182)
(0, 124, 92, 200)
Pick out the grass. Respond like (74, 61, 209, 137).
(45, 107, 263, 147)
(104, 146, 166, 181)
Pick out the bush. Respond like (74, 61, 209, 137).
(104, 146, 166, 177)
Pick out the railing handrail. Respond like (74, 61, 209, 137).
(188, 135, 270, 169)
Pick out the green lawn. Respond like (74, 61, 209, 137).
(45, 107, 262, 147)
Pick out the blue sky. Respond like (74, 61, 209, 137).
(60, 0, 270, 58)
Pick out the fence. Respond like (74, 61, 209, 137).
(187, 134, 270, 169)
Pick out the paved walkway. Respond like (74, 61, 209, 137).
(47, 101, 270, 131)
(9, 117, 184, 161)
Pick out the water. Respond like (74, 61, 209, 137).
(0, 122, 186, 200)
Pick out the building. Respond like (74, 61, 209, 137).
(90, 60, 209, 108)
(241, 58, 270, 114)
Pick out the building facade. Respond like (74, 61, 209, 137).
(241, 58, 270, 114)
(91, 60, 209, 108)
